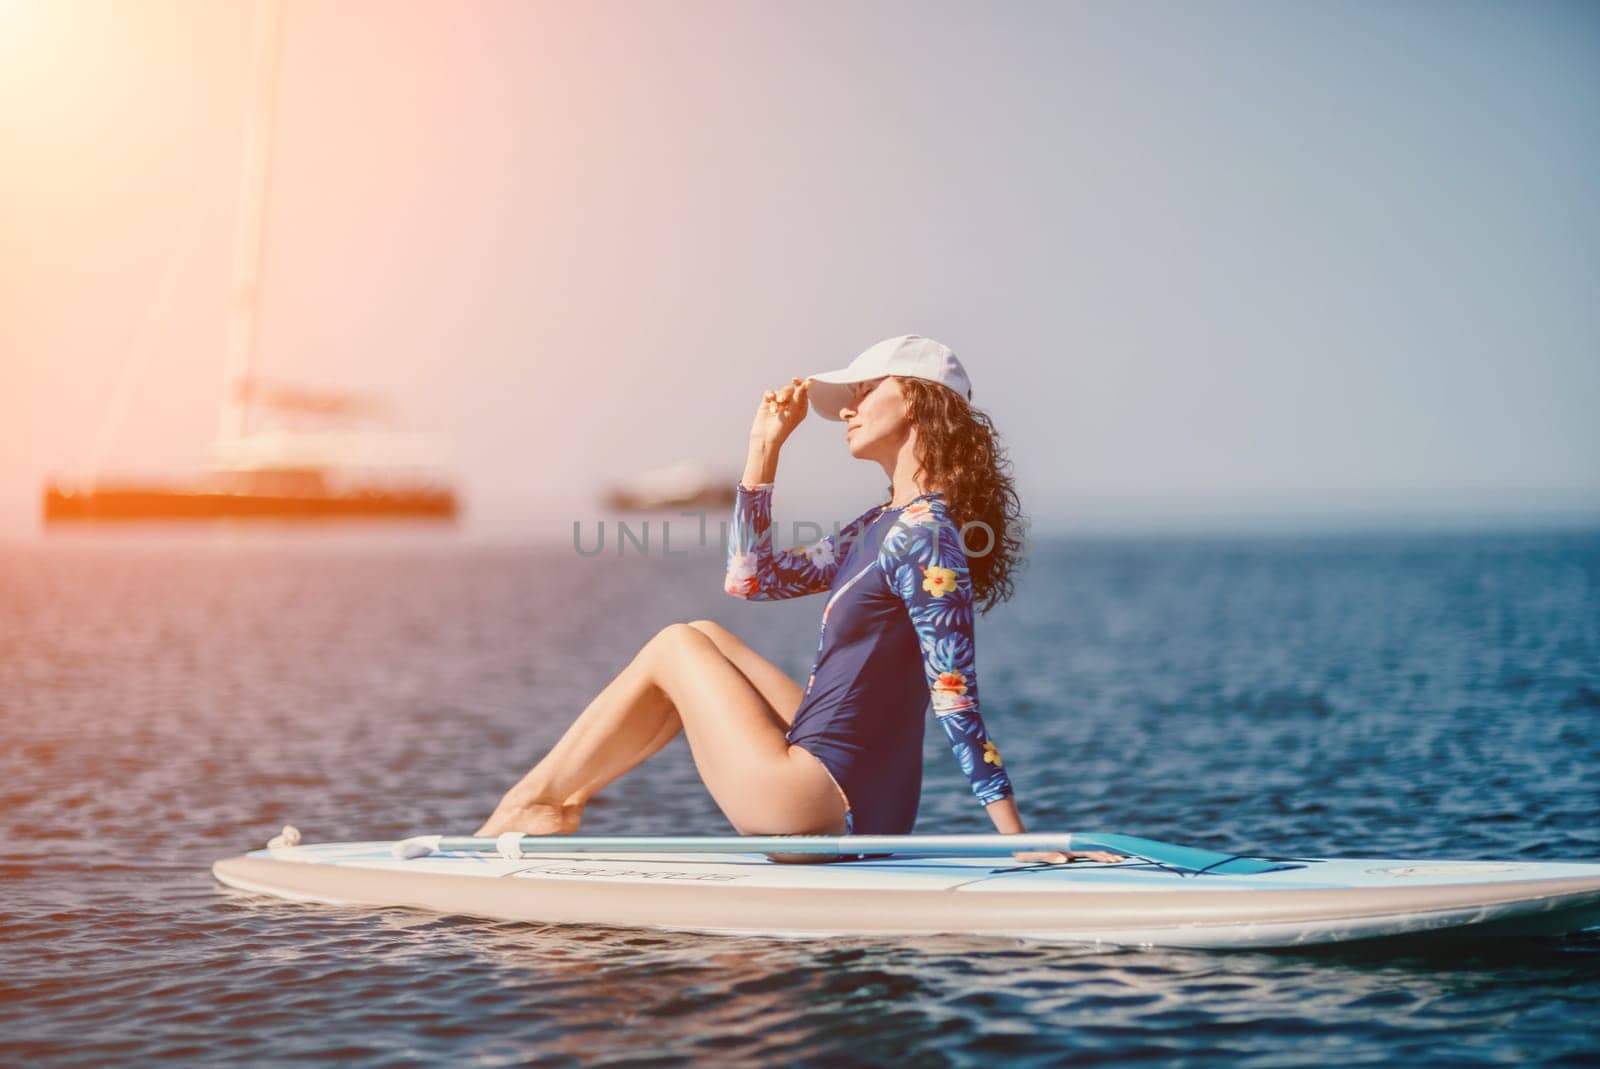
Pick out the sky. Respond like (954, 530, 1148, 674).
(1, 0, 1596, 541)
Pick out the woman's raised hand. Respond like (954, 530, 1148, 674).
(750, 376, 811, 448)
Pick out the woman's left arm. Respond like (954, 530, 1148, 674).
(987, 795, 1122, 864)
(984, 794, 1026, 833)
(881, 505, 1015, 809)
(883, 506, 1120, 866)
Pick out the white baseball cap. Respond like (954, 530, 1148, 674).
(806, 335, 973, 422)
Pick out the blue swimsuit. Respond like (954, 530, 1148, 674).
(724, 482, 1014, 834)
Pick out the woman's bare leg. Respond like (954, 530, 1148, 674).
(476, 640, 676, 837)
(476, 621, 835, 840)
(684, 619, 805, 729)
(475, 620, 793, 834)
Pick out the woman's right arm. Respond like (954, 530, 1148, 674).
(725, 480, 843, 600)
(725, 377, 848, 601)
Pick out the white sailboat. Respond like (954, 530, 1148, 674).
(44, 0, 458, 524)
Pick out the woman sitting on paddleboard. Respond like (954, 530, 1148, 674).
(479, 335, 1116, 865)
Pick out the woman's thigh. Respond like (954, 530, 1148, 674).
(647, 624, 843, 836)
(684, 619, 805, 729)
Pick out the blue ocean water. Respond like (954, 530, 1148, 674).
(2, 529, 1597, 1067)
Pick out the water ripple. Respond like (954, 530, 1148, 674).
(2, 533, 1598, 1065)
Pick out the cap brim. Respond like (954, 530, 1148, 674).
(806, 367, 881, 422)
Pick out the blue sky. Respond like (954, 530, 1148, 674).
(2, 0, 1595, 539)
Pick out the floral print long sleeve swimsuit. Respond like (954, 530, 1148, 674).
(724, 482, 1014, 835)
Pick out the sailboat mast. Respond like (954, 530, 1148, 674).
(218, 0, 285, 443)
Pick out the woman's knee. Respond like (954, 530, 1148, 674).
(686, 619, 753, 666)
(641, 622, 711, 675)
(647, 621, 699, 651)
(650, 620, 737, 664)
(685, 618, 731, 644)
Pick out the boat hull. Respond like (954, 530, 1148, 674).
(213, 842, 1600, 949)
(43, 486, 457, 523)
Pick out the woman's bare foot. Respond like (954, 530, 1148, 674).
(475, 799, 584, 838)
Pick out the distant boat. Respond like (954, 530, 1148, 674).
(42, 0, 458, 526)
(602, 460, 737, 513)
(43, 479, 457, 523)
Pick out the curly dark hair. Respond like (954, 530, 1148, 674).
(888, 376, 1026, 613)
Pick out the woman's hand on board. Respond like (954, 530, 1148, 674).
(984, 800, 1125, 865)
(1012, 850, 1125, 865)
(750, 377, 810, 448)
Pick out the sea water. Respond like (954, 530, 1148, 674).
(2, 529, 1597, 1066)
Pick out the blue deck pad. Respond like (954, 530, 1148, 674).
(1064, 833, 1306, 876)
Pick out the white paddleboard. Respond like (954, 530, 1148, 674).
(213, 838, 1600, 949)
